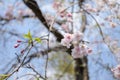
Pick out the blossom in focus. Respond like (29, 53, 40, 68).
(61, 32, 92, 58)
(61, 33, 73, 48)
(64, 33, 73, 42)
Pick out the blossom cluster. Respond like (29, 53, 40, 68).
(111, 65, 120, 79)
(61, 32, 92, 59)
(71, 44, 92, 58)
(52, 1, 73, 32)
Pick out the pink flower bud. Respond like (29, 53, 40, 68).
(17, 40, 22, 43)
(14, 44, 20, 48)
(21, 49, 25, 54)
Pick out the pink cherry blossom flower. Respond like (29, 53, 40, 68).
(61, 39, 71, 48)
(64, 33, 73, 42)
(111, 65, 120, 79)
(67, 18, 73, 22)
(61, 33, 73, 48)
(87, 48, 92, 53)
(5, 5, 14, 20)
(53, 2, 61, 9)
(59, 11, 67, 17)
(17, 40, 22, 43)
(72, 45, 84, 58)
(67, 13, 72, 17)
(71, 44, 92, 59)
(73, 32, 83, 42)
(61, 24, 69, 32)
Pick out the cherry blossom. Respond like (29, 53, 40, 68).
(71, 44, 92, 59)
(64, 33, 73, 42)
(53, 1, 61, 9)
(60, 32, 92, 58)
(61, 39, 71, 48)
(5, 5, 14, 20)
(61, 24, 69, 32)
(61, 33, 73, 48)
(111, 65, 120, 79)
(67, 12, 72, 17)
(71, 45, 84, 58)
(73, 32, 83, 42)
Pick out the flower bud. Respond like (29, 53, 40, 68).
(14, 44, 20, 48)
(17, 40, 22, 43)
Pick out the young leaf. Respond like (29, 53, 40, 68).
(23, 30, 32, 39)
(28, 30, 32, 39)
(34, 38, 41, 43)
(23, 34, 30, 39)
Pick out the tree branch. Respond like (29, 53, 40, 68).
(23, 0, 63, 42)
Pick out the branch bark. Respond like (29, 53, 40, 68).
(23, 0, 63, 42)
(23, 0, 89, 80)
(74, 0, 89, 80)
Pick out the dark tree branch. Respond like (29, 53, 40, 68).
(22, 1, 89, 80)
(23, 0, 63, 42)
(74, 0, 89, 80)
(23, 46, 67, 65)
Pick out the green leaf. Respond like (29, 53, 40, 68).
(23, 30, 32, 39)
(28, 30, 32, 39)
(34, 38, 41, 43)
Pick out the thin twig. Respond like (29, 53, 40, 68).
(6, 45, 33, 79)
(71, 0, 75, 34)
(27, 64, 45, 80)
(81, 7, 115, 54)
